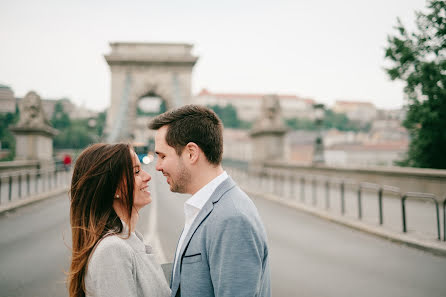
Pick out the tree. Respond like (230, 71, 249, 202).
(208, 104, 249, 129)
(53, 119, 96, 149)
(285, 110, 367, 132)
(0, 109, 19, 160)
(51, 101, 71, 130)
(385, 0, 446, 169)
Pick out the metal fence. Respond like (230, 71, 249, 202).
(0, 167, 71, 205)
(226, 166, 446, 242)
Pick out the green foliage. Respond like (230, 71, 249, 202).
(95, 111, 106, 137)
(323, 110, 369, 131)
(285, 118, 316, 130)
(0, 109, 19, 160)
(51, 101, 101, 149)
(208, 104, 252, 129)
(51, 101, 71, 129)
(285, 110, 368, 132)
(54, 119, 97, 149)
(385, 0, 446, 168)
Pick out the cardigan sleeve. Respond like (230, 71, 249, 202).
(85, 236, 137, 297)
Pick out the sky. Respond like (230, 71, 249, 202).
(0, 0, 428, 111)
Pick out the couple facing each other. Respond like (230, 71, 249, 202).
(68, 105, 271, 297)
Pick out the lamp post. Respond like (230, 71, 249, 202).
(313, 103, 325, 165)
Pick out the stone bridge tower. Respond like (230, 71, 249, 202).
(104, 42, 198, 142)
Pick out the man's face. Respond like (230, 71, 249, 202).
(154, 126, 191, 193)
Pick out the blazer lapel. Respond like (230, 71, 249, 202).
(170, 177, 236, 296)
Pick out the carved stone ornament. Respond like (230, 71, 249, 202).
(251, 94, 287, 134)
(17, 91, 51, 128)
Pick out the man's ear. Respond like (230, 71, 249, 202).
(184, 142, 200, 164)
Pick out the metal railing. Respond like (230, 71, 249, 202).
(0, 167, 71, 205)
(225, 165, 446, 242)
(401, 192, 441, 240)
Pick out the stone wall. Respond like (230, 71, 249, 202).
(264, 161, 446, 199)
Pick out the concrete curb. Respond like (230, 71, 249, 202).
(0, 187, 69, 214)
(246, 189, 446, 257)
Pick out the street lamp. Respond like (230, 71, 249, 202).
(313, 103, 325, 165)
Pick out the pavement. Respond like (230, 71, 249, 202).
(0, 187, 69, 215)
(245, 189, 446, 257)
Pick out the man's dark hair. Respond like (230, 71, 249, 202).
(148, 104, 223, 165)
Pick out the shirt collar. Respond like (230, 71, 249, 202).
(185, 171, 228, 212)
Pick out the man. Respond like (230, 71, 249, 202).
(148, 105, 270, 297)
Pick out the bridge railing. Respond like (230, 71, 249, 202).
(0, 166, 71, 206)
(225, 164, 446, 242)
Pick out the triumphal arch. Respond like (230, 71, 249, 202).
(104, 42, 198, 143)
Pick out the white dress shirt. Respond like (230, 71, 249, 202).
(173, 171, 228, 276)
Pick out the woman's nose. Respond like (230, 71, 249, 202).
(144, 170, 151, 182)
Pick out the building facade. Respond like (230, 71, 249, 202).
(193, 89, 315, 122)
(332, 100, 377, 123)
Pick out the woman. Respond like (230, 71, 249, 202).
(67, 143, 171, 297)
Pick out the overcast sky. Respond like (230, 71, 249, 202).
(0, 0, 427, 111)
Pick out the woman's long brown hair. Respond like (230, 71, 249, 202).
(67, 143, 135, 297)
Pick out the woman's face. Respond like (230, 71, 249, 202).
(132, 151, 152, 210)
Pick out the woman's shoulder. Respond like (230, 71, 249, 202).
(89, 234, 135, 265)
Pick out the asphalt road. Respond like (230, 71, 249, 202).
(0, 193, 71, 297)
(1, 165, 446, 297)
(151, 166, 446, 297)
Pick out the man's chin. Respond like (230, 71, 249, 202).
(170, 185, 186, 194)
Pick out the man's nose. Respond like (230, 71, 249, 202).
(155, 160, 162, 172)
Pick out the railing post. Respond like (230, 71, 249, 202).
(325, 180, 330, 210)
(357, 185, 362, 220)
(0, 176, 2, 204)
(312, 178, 317, 206)
(48, 170, 51, 190)
(300, 177, 305, 202)
(8, 176, 13, 202)
(435, 201, 440, 241)
(340, 181, 345, 215)
(378, 188, 383, 225)
(27, 172, 30, 196)
(401, 193, 440, 240)
(42, 170, 46, 192)
(18, 174, 22, 199)
(289, 175, 295, 199)
(36, 171, 39, 193)
(443, 199, 446, 241)
(402, 195, 407, 233)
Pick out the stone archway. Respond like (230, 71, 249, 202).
(104, 42, 198, 142)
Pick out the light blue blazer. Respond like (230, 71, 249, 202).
(171, 177, 271, 297)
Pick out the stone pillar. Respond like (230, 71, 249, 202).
(9, 91, 58, 168)
(104, 42, 198, 142)
(249, 95, 288, 168)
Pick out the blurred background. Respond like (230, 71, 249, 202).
(1, 1, 446, 296)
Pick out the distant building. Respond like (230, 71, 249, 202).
(325, 141, 408, 167)
(223, 128, 252, 161)
(332, 100, 377, 123)
(0, 84, 16, 113)
(286, 130, 316, 164)
(1, 83, 98, 119)
(194, 89, 315, 122)
(12, 96, 98, 120)
(369, 119, 409, 143)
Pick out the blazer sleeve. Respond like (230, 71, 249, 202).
(85, 237, 137, 297)
(208, 214, 265, 297)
